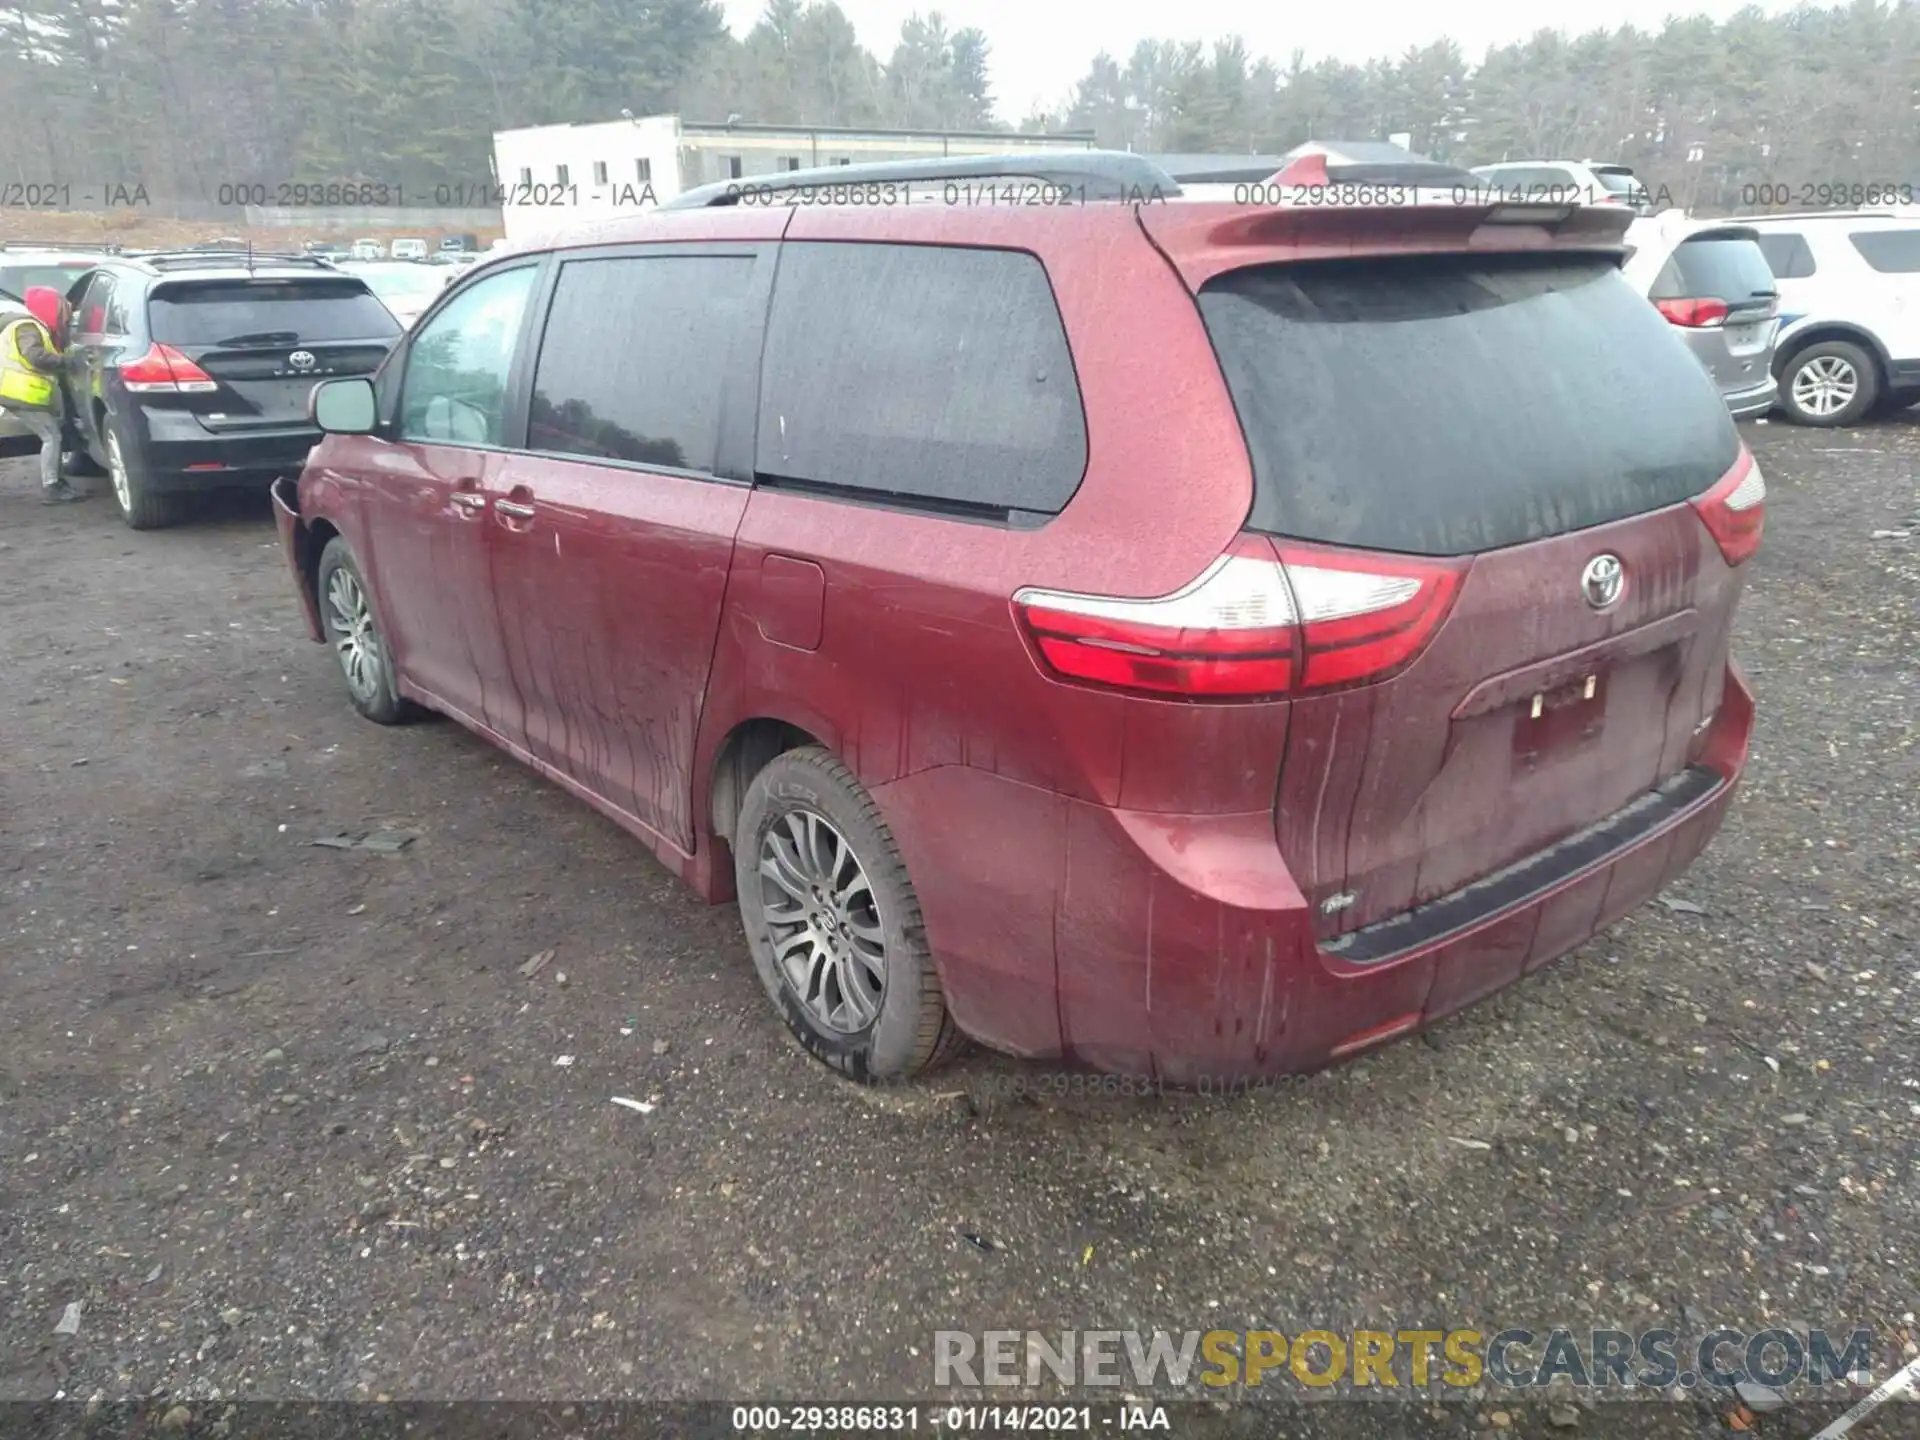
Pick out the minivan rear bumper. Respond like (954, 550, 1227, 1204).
(1723, 375, 1779, 420)
(879, 663, 1753, 1084)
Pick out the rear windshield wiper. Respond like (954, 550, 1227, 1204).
(212, 330, 301, 347)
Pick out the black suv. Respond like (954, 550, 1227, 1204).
(62, 251, 402, 529)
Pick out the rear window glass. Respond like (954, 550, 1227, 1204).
(1850, 229, 1920, 273)
(1652, 236, 1778, 302)
(149, 280, 401, 346)
(755, 242, 1087, 517)
(1593, 170, 1641, 196)
(1199, 255, 1741, 557)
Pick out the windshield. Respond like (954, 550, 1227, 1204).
(1198, 254, 1740, 556)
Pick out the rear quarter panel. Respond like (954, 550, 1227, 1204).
(695, 205, 1266, 1056)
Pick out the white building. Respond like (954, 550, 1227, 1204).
(491, 114, 1098, 239)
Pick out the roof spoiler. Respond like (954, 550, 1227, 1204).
(1272, 141, 1479, 190)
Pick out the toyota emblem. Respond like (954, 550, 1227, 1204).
(1581, 553, 1624, 610)
(288, 350, 317, 370)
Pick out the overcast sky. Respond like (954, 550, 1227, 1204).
(719, 0, 1795, 125)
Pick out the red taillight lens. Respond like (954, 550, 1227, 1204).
(1016, 535, 1298, 699)
(1690, 450, 1766, 566)
(1013, 535, 1465, 701)
(1276, 543, 1467, 692)
(1654, 297, 1730, 327)
(120, 343, 218, 394)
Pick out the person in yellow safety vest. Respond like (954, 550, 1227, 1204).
(1, 286, 83, 503)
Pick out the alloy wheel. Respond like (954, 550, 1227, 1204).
(1792, 355, 1859, 417)
(325, 566, 384, 705)
(757, 808, 886, 1034)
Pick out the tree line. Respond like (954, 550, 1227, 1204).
(0, 0, 1915, 215)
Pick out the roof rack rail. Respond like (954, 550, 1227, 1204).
(662, 150, 1181, 210)
(1738, 208, 1906, 223)
(137, 249, 340, 270)
(0, 239, 125, 254)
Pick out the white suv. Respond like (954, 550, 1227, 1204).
(1470, 160, 1655, 214)
(1745, 212, 1920, 426)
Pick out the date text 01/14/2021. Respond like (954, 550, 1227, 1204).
(730, 1404, 1174, 1432)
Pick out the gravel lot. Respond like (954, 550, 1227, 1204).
(1, 417, 1915, 1436)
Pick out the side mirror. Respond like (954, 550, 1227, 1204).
(311, 376, 378, 434)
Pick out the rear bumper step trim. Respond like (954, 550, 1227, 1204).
(1321, 764, 1725, 965)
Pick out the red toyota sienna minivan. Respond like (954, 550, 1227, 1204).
(273, 150, 1761, 1085)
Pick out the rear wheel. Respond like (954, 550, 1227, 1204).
(733, 747, 965, 1082)
(1778, 341, 1878, 427)
(106, 420, 185, 530)
(315, 536, 420, 725)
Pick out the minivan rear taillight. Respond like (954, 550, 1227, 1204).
(1013, 536, 1465, 700)
(1654, 297, 1730, 327)
(120, 343, 218, 394)
(1690, 451, 1766, 566)
(1277, 543, 1466, 692)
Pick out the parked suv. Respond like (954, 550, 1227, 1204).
(273, 153, 1760, 1084)
(63, 251, 402, 528)
(1623, 214, 1780, 418)
(1471, 160, 1655, 214)
(1744, 211, 1920, 425)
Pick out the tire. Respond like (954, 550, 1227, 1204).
(1877, 385, 1920, 414)
(105, 417, 185, 530)
(1778, 340, 1879, 427)
(733, 746, 966, 1082)
(315, 536, 421, 725)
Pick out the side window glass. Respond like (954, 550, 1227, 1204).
(398, 266, 537, 446)
(528, 254, 753, 473)
(1757, 233, 1815, 280)
(78, 274, 115, 335)
(755, 242, 1087, 517)
(1849, 229, 1920, 274)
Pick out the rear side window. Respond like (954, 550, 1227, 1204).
(1755, 232, 1816, 279)
(529, 254, 753, 473)
(149, 280, 401, 345)
(1651, 236, 1778, 302)
(755, 242, 1087, 517)
(1849, 229, 1920, 273)
(1199, 255, 1741, 557)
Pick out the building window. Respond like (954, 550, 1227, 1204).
(636, 157, 653, 184)
(726, 155, 743, 179)
(781, 156, 802, 172)
(518, 167, 533, 188)
(593, 160, 608, 185)
(556, 163, 571, 186)
(834, 157, 852, 166)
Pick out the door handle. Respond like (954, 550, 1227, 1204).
(494, 499, 536, 519)
(450, 491, 487, 511)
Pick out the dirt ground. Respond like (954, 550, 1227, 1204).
(0, 416, 1916, 1437)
